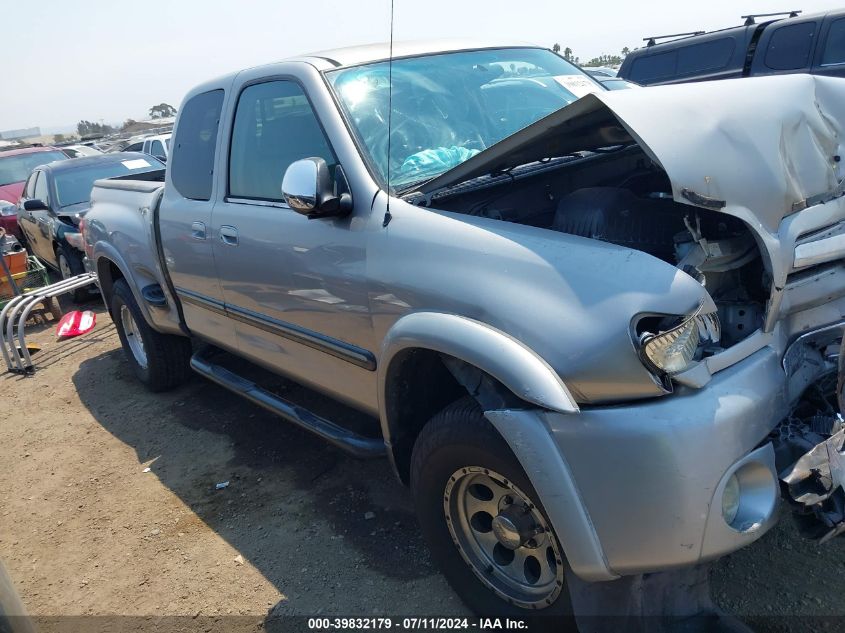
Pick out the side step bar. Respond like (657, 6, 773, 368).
(190, 349, 386, 459)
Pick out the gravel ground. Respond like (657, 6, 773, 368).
(2, 300, 845, 632)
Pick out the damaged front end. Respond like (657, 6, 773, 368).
(773, 325, 845, 543)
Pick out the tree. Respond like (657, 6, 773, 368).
(52, 133, 67, 144)
(552, 43, 560, 53)
(563, 46, 573, 61)
(622, 46, 630, 57)
(76, 120, 115, 137)
(122, 119, 137, 131)
(149, 103, 176, 119)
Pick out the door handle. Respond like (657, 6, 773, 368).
(219, 225, 239, 246)
(191, 221, 207, 240)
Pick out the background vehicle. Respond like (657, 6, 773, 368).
(60, 144, 103, 159)
(83, 42, 845, 619)
(583, 66, 617, 77)
(618, 9, 845, 85)
(18, 152, 163, 299)
(595, 76, 638, 89)
(0, 147, 68, 239)
(141, 134, 171, 162)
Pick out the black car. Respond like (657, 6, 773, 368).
(618, 9, 845, 85)
(17, 152, 164, 297)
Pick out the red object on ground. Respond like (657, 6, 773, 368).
(56, 310, 96, 339)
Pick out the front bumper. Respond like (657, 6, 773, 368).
(545, 347, 790, 577)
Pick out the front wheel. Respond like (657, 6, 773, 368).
(411, 398, 573, 620)
(111, 278, 192, 392)
(56, 245, 87, 302)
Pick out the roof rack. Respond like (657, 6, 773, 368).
(644, 31, 705, 47)
(741, 10, 801, 25)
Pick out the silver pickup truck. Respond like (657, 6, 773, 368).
(82, 41, 845, 620)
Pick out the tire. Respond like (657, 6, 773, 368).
(411, 397, 574, 625)
(56, 245, 87, 302)
(111, 278, 192, 392)
(44, 296, 63, 321)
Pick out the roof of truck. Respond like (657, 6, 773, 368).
(182, 40, 550, 103)
(296, 39, 540, 69)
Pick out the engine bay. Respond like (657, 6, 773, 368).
(414, 148, 770, 348)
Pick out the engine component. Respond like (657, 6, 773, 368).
(773, 369, 845, 542)
(552, 187, 683, 262)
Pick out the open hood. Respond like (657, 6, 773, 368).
(416, 74, 845, 232)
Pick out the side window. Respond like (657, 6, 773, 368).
(23, 172, 38, 198)
(822, 18, 845, 65)
(124, 142, 143, 152)
(765, 22, 817, 70)
(150, 140, 165, 157)
(676, 38, 736, 75)
(171, 89, 224, 201)
(629, 51, 677, 83)
(33, 172, 49, 205)
(228, 80, 336, 201)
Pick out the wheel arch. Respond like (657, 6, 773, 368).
(378, 312, 579, 483)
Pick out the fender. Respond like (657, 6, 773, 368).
(378, 311, 579, 444)
(93, 243, 182, 336)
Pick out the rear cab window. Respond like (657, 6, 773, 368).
(763, 21, 817, 70)
(170, 89, 225, 201)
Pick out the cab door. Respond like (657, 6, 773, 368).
(210, 78, 375, 411)
(18, 170, 56, 265)
(159, 88, 237, 351)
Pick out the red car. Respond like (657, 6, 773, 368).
(0, 146, 68, 239)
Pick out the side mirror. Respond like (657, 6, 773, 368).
(282, 158, 352, 219)
(23, 199, 49, 212)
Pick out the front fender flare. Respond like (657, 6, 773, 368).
(377, 312, 579, 442)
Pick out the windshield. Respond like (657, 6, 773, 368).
(0, 151, 68, 186)
(327, 47, 602, 190)
(55, 157, 163, 207)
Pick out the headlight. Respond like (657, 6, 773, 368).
(0, 200, 16, 217)
(637, 306, 720, 375)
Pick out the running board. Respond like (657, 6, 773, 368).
(189, 349, 386, 459)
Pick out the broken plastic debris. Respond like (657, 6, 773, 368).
(142, 467, 151, 473)
(364, 511, 376, 520)
(215, 481, 230, 490)
(233, 554, 244, 565)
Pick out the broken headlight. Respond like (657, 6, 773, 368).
(636, 307, 720, 375)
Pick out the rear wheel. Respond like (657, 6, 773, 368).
(111, 278, 192, 392)
(411, 397, 573, 622)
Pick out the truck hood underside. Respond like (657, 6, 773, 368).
(417, 74, 845, 233)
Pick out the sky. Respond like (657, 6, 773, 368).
(2, 0, 843, 133)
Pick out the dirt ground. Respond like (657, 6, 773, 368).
(2, 298, 845, 632)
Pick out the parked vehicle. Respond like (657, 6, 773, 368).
(583, 66, 617, 77)
(618, 9, 845, 85)
(83, 41, 845, 618)
(0, 147, 69, 239)
(18, 152, 163, 300)
(141, 134, 171, 162)
(60, 144, 103, 159)
(594, 76, 638, 90)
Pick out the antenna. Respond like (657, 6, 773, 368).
(383, 0, 395, 228)
(741, 10, 802, 26)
